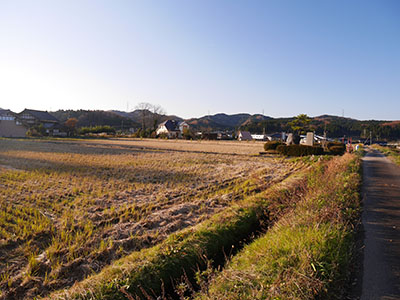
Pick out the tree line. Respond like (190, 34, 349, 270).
(242, 115, 400, 140)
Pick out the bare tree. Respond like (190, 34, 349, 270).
(135, 102, 152, 131)
(135, 102, 166, 132)
(151, 104, 166, 130)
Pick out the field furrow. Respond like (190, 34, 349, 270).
(0, 138, 306, 299)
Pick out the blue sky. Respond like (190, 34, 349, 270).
(0, 0, 399, 120)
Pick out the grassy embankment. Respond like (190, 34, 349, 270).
(48, 165, 312, 300)
(372, 144, 400, 165)
(196, 154, 361, 300)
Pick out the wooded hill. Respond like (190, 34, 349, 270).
(51, 109, 182, 131)
(241, 115, 400, 140)
(51, 110, 139, 129)
(49, 110, 400, 140)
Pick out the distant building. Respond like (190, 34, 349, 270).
(156, 120, 189, 138)
(202, 132, 218, 140)
(18, 109, 66, 136)
(218, 132, 233, 140)
(251, 134, 267, 141)
(0, 109, 28, 137)
(238, 131, 253, 141)
(178, 121, 189, 133)
(267, 132, 286, 141)
(196, 131, 233, 140)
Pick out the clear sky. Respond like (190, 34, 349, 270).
(0, 1, 399, 120)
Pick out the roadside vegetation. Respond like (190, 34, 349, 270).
(0, 138, 304, 299)
(372, 144, 400, 165)
(196, 154, 361, 300)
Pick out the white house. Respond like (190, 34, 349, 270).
(156, 120, 189, 138)
(251, 134, 267, 141)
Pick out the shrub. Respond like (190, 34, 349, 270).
(27, 124, 47, 137)
(157, 132, 169, 139)
(79, 126, 115, 135)
(326, 142, 345, 156)
(264, 141, 284, 151)
(182, 128, 194, 140)
(277, 144, 324, 156)
(329, 145, 345, 155)
(327, 141, 344, 148)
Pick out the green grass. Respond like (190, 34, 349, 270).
(196, 154, 361, 300)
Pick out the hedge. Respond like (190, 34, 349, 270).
(79, 126, 116, 135)
(277, 144, 324, 156)
(326, 142, 345, 156)
(264, 141, 284, 151)
(329, 145, 345, 155)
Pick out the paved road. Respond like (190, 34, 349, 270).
(359, 149, 400, 300)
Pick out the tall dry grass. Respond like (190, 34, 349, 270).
(197, 154, 361, 300)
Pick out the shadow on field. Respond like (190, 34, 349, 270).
(0, 139, 162, 156)
(0, 153, 199, 184)
(0, 139, 257, 157)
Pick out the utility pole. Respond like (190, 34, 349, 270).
(370, 131, 372, 146)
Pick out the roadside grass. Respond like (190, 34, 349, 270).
(196, 154, 361, 300)
(372, 144, 400, 165)
(47, 167, 311, 300)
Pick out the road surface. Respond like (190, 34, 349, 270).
(358, 148, 400, 300)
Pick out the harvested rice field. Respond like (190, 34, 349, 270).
(0, 138, 307, 299)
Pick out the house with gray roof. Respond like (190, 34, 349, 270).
(156, 120, 189, 138)
(237, 131, 253, 141)
(18, 109, 66, 136)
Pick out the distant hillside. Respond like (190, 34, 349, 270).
(241, 114, 400, 140)
(47, 109, 400, 140)
(111, 110, 182, 130)
(186, 113, 272, 131)
(51, 110, 274, 132)
(50, 110, 140, 129)
(50, 109, 182, 131)
(111, 110, 181, 121)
